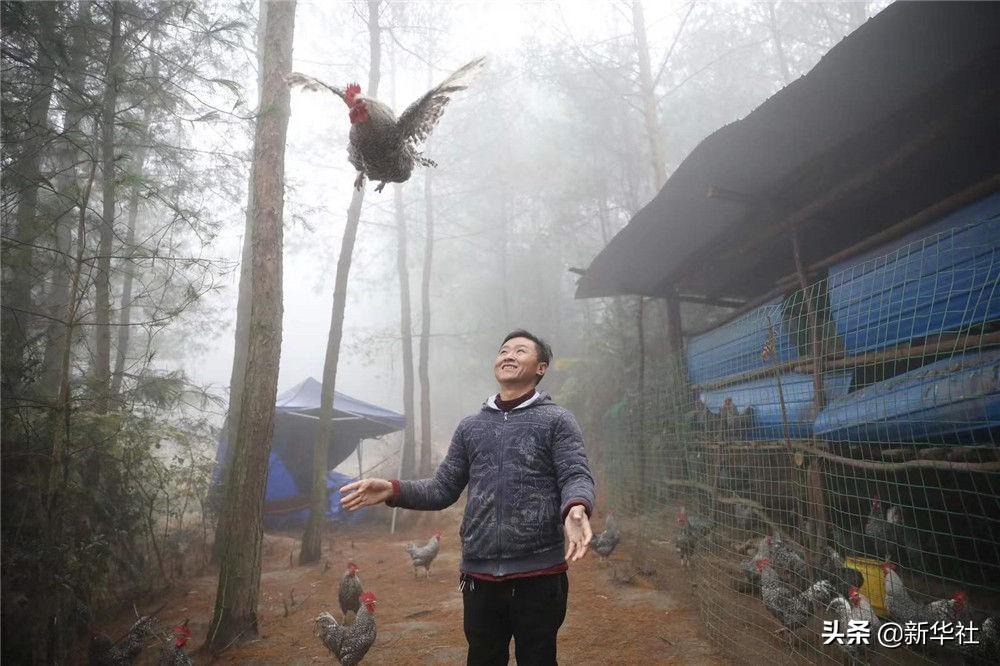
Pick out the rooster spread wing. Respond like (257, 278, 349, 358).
(286, 73, 352, 105)
(397, 57, 486, 147)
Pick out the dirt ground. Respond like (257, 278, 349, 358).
(104, 504, 728, 665)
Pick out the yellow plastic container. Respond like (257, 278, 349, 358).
(844, 556, 888, 617)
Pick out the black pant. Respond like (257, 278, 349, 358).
(461, 571, 568, 666)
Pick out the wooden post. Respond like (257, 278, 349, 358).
(789, 230, 828, 565)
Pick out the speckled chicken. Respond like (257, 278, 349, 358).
(88, 615, 154, 666)
(758, 558, 836, 636)
(316, 592, 377, 666)
(675, 506, 712, 567)
(815, 545, 863, 598)
(591, 513, 620, 564)
(959, 616, 999, 665)
(288, 57, 485, 193)
(339, 562, 363, 619)
(863, 493, 889, 556)
(766, 534, 811, 591)
(881, 562, 970, 623)
(737, 535, 770, 594)
(826, 586, 881, 664)
(405, 531, 441, 577)
(157, 619, 193, 666)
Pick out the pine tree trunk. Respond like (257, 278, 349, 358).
(94, 0, 123, 414)
(110, 100, 154, 398)
(299, 0, 382, 565)
(1, 0, 59, 415)
(206, 0, 294, 650)
(213, 0, 268, 563)
(395, 183, 417, 479)
(38, 1, 93, 402)
(418, 169, 434, 477)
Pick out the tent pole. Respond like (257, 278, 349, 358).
(390, 435, 405, 534)
(357, 440, 363, 478)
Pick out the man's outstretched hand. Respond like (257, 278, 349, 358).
(564, 505, 593, 563)
(340, 478, 393, 511)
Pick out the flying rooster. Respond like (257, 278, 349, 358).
(287, 57, 486, 193)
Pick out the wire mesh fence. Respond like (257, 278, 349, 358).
(598, 213, 1000, 665)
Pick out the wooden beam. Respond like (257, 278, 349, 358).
(687, 174, 1000, 339)
(792, 330, 1000, 373)
(676, 293, 747, 308)
(775, 174, 1000, 289)
(671, 107, 953, 296)
(692, 329, 1000, 392)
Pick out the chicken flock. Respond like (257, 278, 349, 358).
(675, 494, 999, 665)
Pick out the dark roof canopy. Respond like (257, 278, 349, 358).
(576, 2, 1000, 301)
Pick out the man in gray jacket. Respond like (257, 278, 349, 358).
(340, 329, 596, 665)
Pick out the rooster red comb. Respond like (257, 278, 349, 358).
(881, 561, 897, 574)
(952, 590, 968, 607)
(755, 557, 770, 572)
(173, 620, 192, 648)
(346, 83, 361, 104)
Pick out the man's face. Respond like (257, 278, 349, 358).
(494, 337, 547, 387)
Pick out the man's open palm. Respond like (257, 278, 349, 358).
(564, 505, 593, 562)
(340, 478, 393, 511)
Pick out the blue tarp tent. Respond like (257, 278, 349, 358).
(213, 377, 405, 528)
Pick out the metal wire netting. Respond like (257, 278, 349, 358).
(599, 215, 1000, 665)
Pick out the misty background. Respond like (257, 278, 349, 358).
(181, 0, 886, 468)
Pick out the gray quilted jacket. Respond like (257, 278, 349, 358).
(390, 392, 595, 577)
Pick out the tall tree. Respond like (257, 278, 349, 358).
(391, 43, 417, 480)
(212, 0, 269, 563)
(300, 0, 383, 564)
(395, 179, 417, 479)
(37, 1, 94, 401)
(93, 0, 123, 413)
(206, 0, 294, 649)
(418, 167, 435, 476)
(1, 0, 60, 413)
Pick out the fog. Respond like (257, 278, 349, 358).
(181, 0, 885, 461)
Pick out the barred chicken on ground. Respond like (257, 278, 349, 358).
(815, 545, 863, 598)
(88, 615, 154, 666)
(675, 506, 713, 567)
(881, 562, 971, 623)
(288, 57, 486, 193)
(591, 513, 620, 565)
(766, 534, 811, 591)
(737, 535, 770, 594)
(826, 586, 881, 665)
(316, 592, 378, 666)
(405, 531, 442, 578)
(157, 619, 193, 666)
(339, 562, 363, 620)
(958, 616, 999, 665)
(758, 558, 836, 639)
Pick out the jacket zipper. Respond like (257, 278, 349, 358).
(497, 410, 508, 575)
